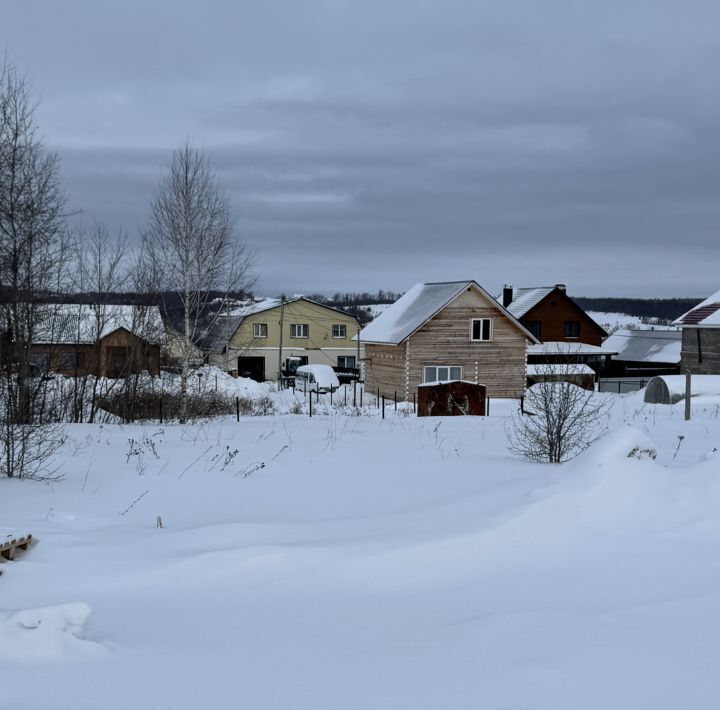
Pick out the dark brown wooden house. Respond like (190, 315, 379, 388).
(29, 304, 162, 378)
(500, 284, 607, 346)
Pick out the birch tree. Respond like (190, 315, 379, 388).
(140, 144, 252, 422)
(0, 59, 69, 478)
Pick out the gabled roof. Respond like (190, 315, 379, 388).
(200, 297, 359, 352)
(358, 280, 539, 345)
(502, 287, 555, 318)
(602, 328, 682, 364)
(32, 304, 164, 345)
(500, 285, 607, 337)
(673, 289, 720, 327)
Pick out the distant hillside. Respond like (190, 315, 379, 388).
(574, 298, 700, 323)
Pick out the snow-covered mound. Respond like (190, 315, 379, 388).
(0, 602, 103, 662)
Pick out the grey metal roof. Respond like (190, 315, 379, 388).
(32, 304, 164, 345)
(602, 328, 681, 364)
(502, 287, 555, 318)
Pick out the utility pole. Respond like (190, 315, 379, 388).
(277, 295, 286, 391)
(356, 325, 361, 380)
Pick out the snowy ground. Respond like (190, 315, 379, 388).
(2, 392, 720, 709)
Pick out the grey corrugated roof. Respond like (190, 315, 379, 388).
(502, 287, 555, 318)
(32, 304, 164, 345)
(602, 329, 681, 364)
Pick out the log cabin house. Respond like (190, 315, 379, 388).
(27, 304, 163, 378)
(359, 281, 539, 401)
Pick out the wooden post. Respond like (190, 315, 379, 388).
(685, 370, 692, 421)
(520, 396, 524, 415)
(487, 397, 490, 416)
(382, 395, 385, 419)
(394, 391, 397, 410)
(236, 396, 240, 422)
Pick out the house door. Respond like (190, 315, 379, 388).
(238, 356, 265, 382)
(108, 347, 128, 378)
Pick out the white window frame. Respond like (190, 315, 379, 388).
(290, 323, 309, 339)
(332, 323, 347, 339)
(253, 322, 268, 338)
(423, 365, 463, 383)
(470, 318, 493, 342)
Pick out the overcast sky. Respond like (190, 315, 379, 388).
(3, 1, 719, 298)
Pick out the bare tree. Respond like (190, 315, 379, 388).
(140, 143, 253, 422)
(507, 359, 612, 463)
(0, 59, 69, 478)
(72, 221, 129, 421)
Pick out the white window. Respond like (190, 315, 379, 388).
(332, 323, 346, 338)
(424, 365, 462, 383)
(470, 318, 492, 342)
(290, 323, 309, 338)
(253, 323, 268, 338)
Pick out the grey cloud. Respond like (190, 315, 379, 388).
(4, 1, 720, 297)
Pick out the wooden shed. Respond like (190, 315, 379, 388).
(417, 380, 486, 416)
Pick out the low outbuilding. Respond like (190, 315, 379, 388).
(643, 375, 720, 404)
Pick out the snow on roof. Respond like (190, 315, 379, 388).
(502, 287, 555, 318)
(358, 282, 472, 344)
(527, 363, 595, 376)
(527, 341, 617, 356)
(226, 298, 282, 317)
(602, 329, 682, 364)
(32, 304, 164, 345)
(673, 289, 720, 326)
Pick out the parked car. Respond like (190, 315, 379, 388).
(294, 364, 340, 394)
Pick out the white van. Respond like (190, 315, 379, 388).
(294, 364, 340, 394)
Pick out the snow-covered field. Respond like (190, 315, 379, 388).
(588, 311, 677, 333)
(2, 392, 720, 709)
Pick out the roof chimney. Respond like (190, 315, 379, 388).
(502, 284, 514, 307)
(555, 283, 567, 294)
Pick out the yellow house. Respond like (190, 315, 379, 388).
(206, 298, 362, 381)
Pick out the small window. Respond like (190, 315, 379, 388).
(337, 355, 356, 368)
(564, 320, 581, 338)
(253, 323, 268, 338)
(470, 318, 492, 342)
(522, 320, 542, 338)
(424, 365, 462, 383)
(31, 352, 50, 373)
(60, 351, 85, 370)
(290, 323, 309, 338)
(332, 324, 347, 338)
